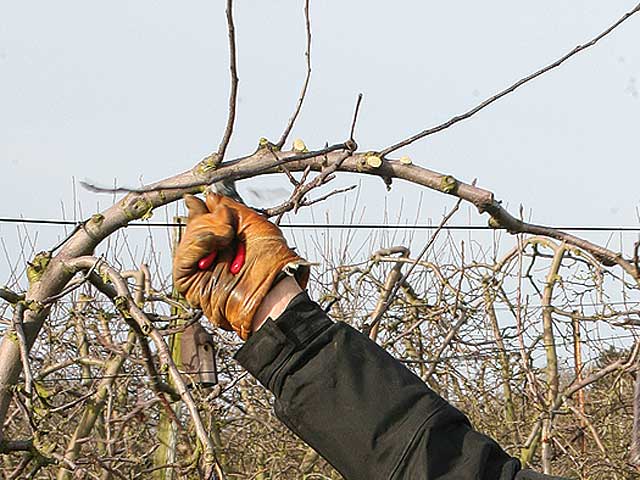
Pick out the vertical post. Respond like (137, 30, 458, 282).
(153, 217, 185, 480)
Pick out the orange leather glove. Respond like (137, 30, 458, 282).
(173, 193, 309, 339)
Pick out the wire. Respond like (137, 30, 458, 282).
(2, 215, 637, 382)
(25, 331, 636, 383)
(4, 298, 636, 309)
(1, 217, 640, 231)
(37, 370, 214, 383)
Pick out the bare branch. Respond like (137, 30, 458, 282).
(367, 247, 409, 341)
(567, 404, 609, 457)
(276, 0, 312, 149)
(424, 311, 468, 381)
(55, 330, 136, 480)
(79, 142, 350, 194)
(364, 196, 463, 334)
(217, 0, 239, 162)
(541, 242, 566, 473)
(0, 286, 24, 305)
(302, 184, 357, 208)
(380, 2, 640, 156)
(265, 152, 351, 221)
(74, 147, 640, 288)
(68, 256, 225, 479)
(349, 93, 363, 143)
(8, 455, 32, 480)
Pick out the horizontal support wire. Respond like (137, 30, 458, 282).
(1, 217, 639, 232)
(10, 332, 637, 384)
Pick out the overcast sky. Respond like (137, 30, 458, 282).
(1, 1, 639, 285)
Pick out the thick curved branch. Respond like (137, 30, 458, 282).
(1, 146, 635, 434)
(1, 148, 638, 447)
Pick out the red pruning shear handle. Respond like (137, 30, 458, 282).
(197, 241, 246, 275)
(230, 241, 246, 274)
(198, 251, 217, 270)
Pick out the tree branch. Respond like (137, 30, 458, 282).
(0, 287, 24, 305)
(68, 256, 224, 479)
(380, 2, 640, 156)
(364, 196, 462, 335)
(367, 247, 409, 342)
(349, 93, 363, 143)
(217, 0, 239, 163)
(276, 0, 312, 149)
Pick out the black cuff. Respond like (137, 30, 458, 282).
(234, 291, 332, 391)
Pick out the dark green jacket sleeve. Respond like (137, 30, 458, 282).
(235, 292, 565, 480)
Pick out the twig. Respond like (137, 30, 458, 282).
(217, 0, 239, 162)
(302, 184, 357, 208)
(50, 452, 79, 477)
(424, 311, 468, 381)
(364, 197, 463, 334)
(380, 2, 640, 156)
(424, 241, 467, 380)
(122, 269, 180, 401)
(567, 404, 609, 456)
(276, 0, 312, 149)
(280, 165, 300, 186)
(13, 392, 36, 434)
(158, 312, 203, 336)
(49, 389, 97, 414)
(0, 286, 24, 304)
(349, 93, 363, 143)
(8, 455, 32, 480)
(79, 142, 350, 194)
(266, 152, 352, 221)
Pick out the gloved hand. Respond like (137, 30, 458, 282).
(173, 193, 309, 339)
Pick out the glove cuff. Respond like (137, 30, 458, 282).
(235, 258, 312, 340)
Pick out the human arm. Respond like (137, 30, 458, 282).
(237, 286, 522, 480)
(172, 193, 570, 480)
